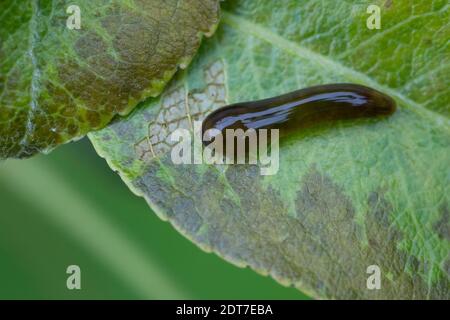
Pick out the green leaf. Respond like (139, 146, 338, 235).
(89, 0, 450, 299)
(0, 0, 220, 158)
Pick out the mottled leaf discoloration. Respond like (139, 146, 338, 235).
(134, 60, 227, 160)
(132, 160, 448, 299)
(434, 205, 450, 242)
(0, 0, 221, 158)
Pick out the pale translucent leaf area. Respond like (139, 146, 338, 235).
(90, 0, 450, 299)
(0, 0, 220, 158)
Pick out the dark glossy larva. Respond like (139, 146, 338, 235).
(202, 83, 396, 143)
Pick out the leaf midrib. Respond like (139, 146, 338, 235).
(221, 11, 450, 131)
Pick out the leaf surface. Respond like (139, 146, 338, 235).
(0, 0, 220, 158)
(90, 0, 450, 299)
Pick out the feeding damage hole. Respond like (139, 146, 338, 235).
(134, 60, 227, 161)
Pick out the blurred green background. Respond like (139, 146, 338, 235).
(0, 138, 308, 299)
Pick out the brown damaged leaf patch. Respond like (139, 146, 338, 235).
(133, 159, 449, 299)
(434, 204, 450, 242)
(0, 0, 221, 158)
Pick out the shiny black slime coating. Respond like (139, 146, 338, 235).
(202, 83, 396, 143)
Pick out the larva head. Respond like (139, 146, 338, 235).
(349, 84, 396, 116)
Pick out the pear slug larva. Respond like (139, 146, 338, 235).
(202, 83, 396, 142)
